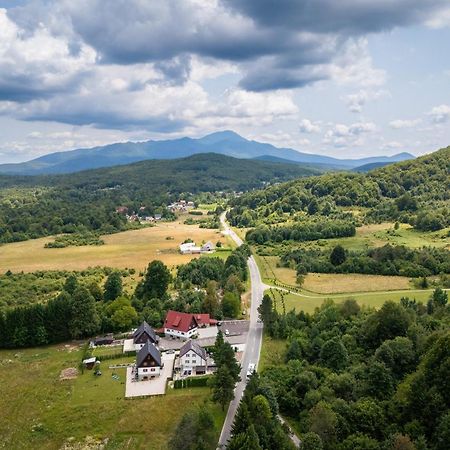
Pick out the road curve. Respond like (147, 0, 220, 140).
(217, 213, 264, 448)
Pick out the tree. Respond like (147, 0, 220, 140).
(110, 303, 138, 331)
(320, 337, 349, 371)
(309, 402, 337, 448)
(64, 274, 78, 295)
(330, 245, 346, 266)
(286, 339, 303, 362)
(435, 412, 450, 450)
(302, 432, 324, 450)
(211, 366, 235, 410)
(88, 281, 103, 302)
(138, 260, 171, 300)
(69, 286, 100, 339)
(308, 198, 319, 215)
(375, 336, 415, 380)
(103, 271, 123, 302)
(228, 425, 262, 450)
(222, 291, 241, 318)
(202, 280, 219, 317)
(431, 288, 448, 307)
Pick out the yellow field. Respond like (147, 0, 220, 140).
(303, 273, 411, 294)
(0, 220, 227, 273)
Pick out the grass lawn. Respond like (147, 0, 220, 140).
(303, 273, 412, 294)
(0, 218, 223, 274)
(0, 343, 224, 450)
(271, 288, 441, 315)
(258, 335, 286, 371)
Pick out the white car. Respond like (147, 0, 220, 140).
(246, 363, 256, 380)
(225, 329, 230, 336)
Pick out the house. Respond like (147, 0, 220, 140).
(94, 333, 114, 346)
(179, 242, 201, 254)
(201, 241, 215, 252)
(179, 340, 207, 376)
(164, 310, 199, 340)
(115, 206, 128, 214)
(83, 357, 97, 370)
(136, 341, 162, 381)
(194, 313, 218, 328)
(133, 321, 159, 350)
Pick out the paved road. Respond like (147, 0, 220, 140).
(218, 213, 264, 448)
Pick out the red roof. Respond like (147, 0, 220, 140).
(164, 310, 199, 333)
(195, 314, 217, 326)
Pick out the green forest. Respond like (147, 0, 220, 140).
(228, 146, 450, 232)
(0, 153, 318, 243)
(245, 292, 450, 450)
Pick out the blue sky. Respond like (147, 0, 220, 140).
(0, 0, 449, 163)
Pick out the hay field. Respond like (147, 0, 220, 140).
(0, 220, 226, 273)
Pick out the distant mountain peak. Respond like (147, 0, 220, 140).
(199, 130, 246, 144)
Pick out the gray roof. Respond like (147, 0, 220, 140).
(133, 321, 158, 343)
(136, 341, 161, 367)
(179, 340, 207, 361)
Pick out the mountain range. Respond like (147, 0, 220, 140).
(0, 130, 414, 175)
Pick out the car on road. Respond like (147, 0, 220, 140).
(225, 329, 230, 336)
(246, 363, 256, 380)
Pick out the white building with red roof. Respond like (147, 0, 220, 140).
(164, 310, 199, 340)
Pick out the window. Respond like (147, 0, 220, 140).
(151, 368, 155, 372)
(143, 369, 148, 372)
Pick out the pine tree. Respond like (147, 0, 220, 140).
(69, 286, 100, 339)
(103, 271, 123, 302)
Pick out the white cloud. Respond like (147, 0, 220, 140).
(299, 119, 321, 133)
(324, 121, 376, 147)
(389, 118, 422, 129)
(428, 104, 450, 123)
(344, 89, 389, 113)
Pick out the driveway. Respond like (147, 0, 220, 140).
(125, 353, 175, 398)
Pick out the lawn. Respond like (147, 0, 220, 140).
(0, 218, 224, 274)
(303, 273, 412, 294)
(258, 335, 286, 371)
(0, 343, 225, 450)
(270, 288, 441, 315)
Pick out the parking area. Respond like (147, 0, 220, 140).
(125, 353, 175, 398)
(219, 320, 250, 336)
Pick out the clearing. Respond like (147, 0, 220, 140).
(0, 343, 224, 450)
(0, 218, 229, 273)
(267, 287, 443, 315)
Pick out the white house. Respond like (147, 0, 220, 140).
(179, 340, 208, 376)
(164, 310, 199, 340)
(179, 241, 215, 254)
(136, 341, 162, 381)
(201, 241, 215, 252)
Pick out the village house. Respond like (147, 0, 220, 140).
(135, 341, 163, 381)
(132, 321, 159, 350)
(194, 313, 217, 328)
(123, 321, 159, 352)
(178, 340, 208, 376)
(179, 241, 215, 254)
(164, 310, 199, 340)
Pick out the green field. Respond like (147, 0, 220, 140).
(267, 287, 444, 315)
(0, 344, 224, 449)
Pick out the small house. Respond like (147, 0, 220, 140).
(179, 340, 207, 376)
(94, 334, 114, 346)
(83, 357, 97, 370)
(136, 341, 162, 381)
(133, 321, 159, 350)
(201, 241, 215, 252)
(164, 310, 199, 340)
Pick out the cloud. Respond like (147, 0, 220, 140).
(389, 119, 422, 129)
(345, 88, 389, 113)
(427, 104, 450, 123)
(299, 119, 321, 133)
(324, 121, 376, 147)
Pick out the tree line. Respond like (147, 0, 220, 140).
(255, 290, 449, 450)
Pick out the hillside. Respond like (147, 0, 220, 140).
(0, 153, 319, 243)
(228, 146, 450, 231)
(0, 130, 414, 175)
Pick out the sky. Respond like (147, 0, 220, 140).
(0, 0, 449, 164)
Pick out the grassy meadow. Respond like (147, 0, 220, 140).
(0, 218, 229, 274)
(267, 287, 443, 315)
(0, 344, 224, 450)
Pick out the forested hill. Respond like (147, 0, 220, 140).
(228, 146, 450, 231)
(0, 153, 320, 243)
